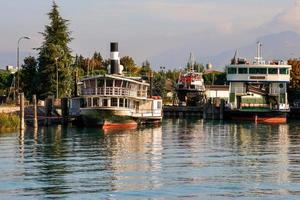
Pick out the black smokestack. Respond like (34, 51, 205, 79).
(110, 42, 119, 74)
(110, 42, 118, 52)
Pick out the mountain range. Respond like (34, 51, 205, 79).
(206, 31, 300, 70)
(150, 31, 300, 71)
(1, 31, 300, 71)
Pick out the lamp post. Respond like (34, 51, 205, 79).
(17, 36, 30, 96)
(55, 57, 59, 99)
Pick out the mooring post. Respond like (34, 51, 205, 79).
(61, 98, 69, 125)
(33, 95, 38, 129)
(44, 96, 54, 126)
(220, 99, 224, 120)
(20, 93, 25, 130)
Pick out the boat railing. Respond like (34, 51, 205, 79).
(132, 109, 162, 117)
(82, 88, 95, 95)
(83, 87, 147, 98)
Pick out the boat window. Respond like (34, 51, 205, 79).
(111, 98, 118, 107)
(90, 80, 96, 88)
(249, 68, 267, 74)
(115, 80, 122, 87)
(268, 68, 278, 74)
(178, 84, 184, 89)
(97, 79, 104, 87)
(190, 85, 195, 89)
(238, 68, 248, 74)
(106, 79, 113, 87)
(87, 98, 92, 107)
(122, 81, 128, 88)
(280, 68, 288, 75)
(119, 98, 124, 107)
(228, 68, 237, 74)
(80, 98, 85, 108)
(102, 99, 108, 107)
(157, 101, 162, 109)
(93, 97, 99, 107)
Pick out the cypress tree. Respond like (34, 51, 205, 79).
(37, 1, 73, 99)
(20, 56, 38, 100)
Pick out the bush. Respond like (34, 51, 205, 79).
(0, 113, 19, 129)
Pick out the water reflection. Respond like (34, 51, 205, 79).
(0, 120, 299, 199)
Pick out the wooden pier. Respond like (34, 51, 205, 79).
(163, 106, 203, 118)
(163, 99, 224, 119)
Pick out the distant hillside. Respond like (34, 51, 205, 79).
(207, 31, 300, 70)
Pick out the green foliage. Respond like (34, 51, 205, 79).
(165, 69, 180, 81)
(0, 70, 12, 96)
(120, 56, 140, 76)
(152, 72, 166, 98)
(37, 1, 73, 99)
(20, 56, 38, 100)
(203, 72, 226, 85)
(289, 59, 300, 89)
(193, 62, 205, 73)
(0, 113, 19, 129)
(288, 59, 300, 103)
(140, 60, 151, 80)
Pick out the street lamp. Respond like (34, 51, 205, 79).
(17, 36, 31, 95)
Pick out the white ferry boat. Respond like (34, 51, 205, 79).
(225, 42, 291, 123)
(70, 42, 163, 128)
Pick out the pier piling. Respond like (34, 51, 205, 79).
(33, 95, 38, 129)
(20, 93, 25, 130)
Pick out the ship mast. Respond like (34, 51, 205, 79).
(255, 41, 263, 64)
(188, 52, 195, 72)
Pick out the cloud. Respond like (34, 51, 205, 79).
(275, 0, 300, 31)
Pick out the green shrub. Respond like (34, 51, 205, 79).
(0, 113, 19, 129)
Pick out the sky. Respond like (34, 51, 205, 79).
(0, 0, 299, 69)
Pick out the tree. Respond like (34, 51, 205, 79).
(203, 72, 226, 85)
(288, 59, 300, 89)
(37, 1, 73, 99)
(288, 59, 300, 103)
(152, 72, 166, 98)
(140, 60, 151, 80)
(20, 56, 39, 100)
(120, 56, 140, 76)
(0, 70, 12, 96)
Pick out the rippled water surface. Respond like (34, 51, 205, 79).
(1, 119, 300, 199)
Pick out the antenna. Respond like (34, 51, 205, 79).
(255, 41, 263, 63)
(188, 52, 195, 71)
(231, 49, 238, 64)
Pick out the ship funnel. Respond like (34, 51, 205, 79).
(109, 42, 123, 74)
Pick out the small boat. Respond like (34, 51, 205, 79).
(225, 42, 291, 123)
(175, 54, 206, 106)
(70, 42, 163, 128)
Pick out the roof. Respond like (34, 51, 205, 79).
(81, 74, 150, 86)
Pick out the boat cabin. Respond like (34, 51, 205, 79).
(226, 43, 291, 111)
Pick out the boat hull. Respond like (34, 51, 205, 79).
(79, 108, 162, 128)
(176, 89, 205, 106)
(224, 110, 288, 124)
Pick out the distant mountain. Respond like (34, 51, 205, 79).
(207, 31, 300, 70)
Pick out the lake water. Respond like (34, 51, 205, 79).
(0, 119, 300, 199)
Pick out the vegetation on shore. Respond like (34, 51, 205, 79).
(0, 1, 299, 104)
(0, 113, 19, 130)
